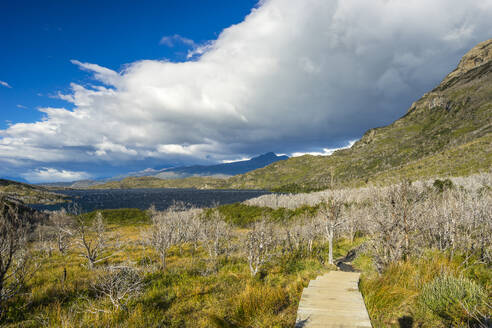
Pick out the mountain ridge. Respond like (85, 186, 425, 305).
(154, 152, 289, 179)
(91, 38, 492, 191)
(223, 38, 492, 191)
(35, 152, 287, 189)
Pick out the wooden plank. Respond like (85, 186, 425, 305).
(295, 271, 372, 328)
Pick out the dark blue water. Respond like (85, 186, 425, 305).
(29, 188, 271, 213)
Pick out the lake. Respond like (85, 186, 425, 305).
(29, 188, 271, 213)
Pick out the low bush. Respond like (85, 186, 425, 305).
(433, 178, 454, 192)
(215, 203, 320, 227)
(79, 208, 150, 226)
(419, 273, 488, 326)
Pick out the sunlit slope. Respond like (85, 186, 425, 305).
(225, 39, 492, 190)
(94, 39, 492, 191)
(0, 179, 68, 204)
(92, 176, 228, 189)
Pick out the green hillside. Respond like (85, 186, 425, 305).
(95, 39, 492, 191)
(223, 38, 492, 191)
(92, 175, 227, 189)
(0, 179, 69, 204)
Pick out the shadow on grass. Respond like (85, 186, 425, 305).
(398, 316, 414, 328)
(294, 318, 309, 327)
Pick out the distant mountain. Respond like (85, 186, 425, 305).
(49, 153, 288, 189)
(93, 39, 492, 192)
(154, 152, 289, 179)
(40, 179, 108, 188)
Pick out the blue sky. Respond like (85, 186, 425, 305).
(1, 0, 491, 183)
(0, 0, 257, 130)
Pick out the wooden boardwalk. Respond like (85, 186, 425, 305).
(295, 271, 372, 328)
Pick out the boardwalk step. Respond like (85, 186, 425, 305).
(295, 271, 372, 328)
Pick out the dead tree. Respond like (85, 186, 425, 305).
(318, 197, 345, 265)
(383, 182, 424, 260)
(245, 220, 276, 277)
(367, 182, 424, 271)
(418, 188, 492, 264)
(33, 209, 73, 257)
(283, 216, 324, 256)
(49, 208, 73, 254)
(187, 214, 202, 258)
(148, 209, 180, 270)
(91, 265, 144, 311)
(305, 216, 323, 254)
(74, 212, 109, 269)
(35, 224, 55, 257)
(282, 222, 307, 255)
(200, 209, 232, 266)
(0, 199, 36, 318)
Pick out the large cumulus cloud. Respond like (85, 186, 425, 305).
(2, 0, 492, 180)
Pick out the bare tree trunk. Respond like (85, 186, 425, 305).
(328, 234, 334, 265)
(160, 252, 167, 270)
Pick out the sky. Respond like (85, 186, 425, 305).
(1, 0, 492, 183)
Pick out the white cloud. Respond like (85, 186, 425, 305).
(221, 156, 252, 164)
(16, 104, 27, 109)
(70, 60, 121, 86)
(1, 0, 492, 176)
(0, 80, 12, 88)
(159, 34, 196, 47)
(21, 168, 91, 183)
(291, 140, 357, 157)
(186, 40, 214, 59)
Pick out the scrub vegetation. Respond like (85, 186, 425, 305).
(1, 173, 490, 327)
(1, 39, 491, 328)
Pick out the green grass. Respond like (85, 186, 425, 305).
(3, 211, 355, 328)
(3, 199, 490, 327)
(358, 251, 491, 328)
(79, 208, 151, 226)
(214, 203, 320, 227)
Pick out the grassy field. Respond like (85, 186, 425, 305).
(357, 251, 491, 327)
(4, 210, 355, 328)
(2, 174, 491, 328)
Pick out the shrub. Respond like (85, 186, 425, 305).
(79, 208, 150, 226)
(433, 178, 454, 192)
(419, 273, 487, 326)
(91, 265, 144, 311)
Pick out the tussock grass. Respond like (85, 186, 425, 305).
(230, 283, 290, 326)
(3, 208, 352, 327)
(3, 174, 490, 327)
(359, 251, 491, 328)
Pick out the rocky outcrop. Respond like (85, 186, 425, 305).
(445, 39, 492, 83)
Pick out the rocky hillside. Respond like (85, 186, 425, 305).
(222, 39, 492, 191)
(94, 39, 492, 191)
